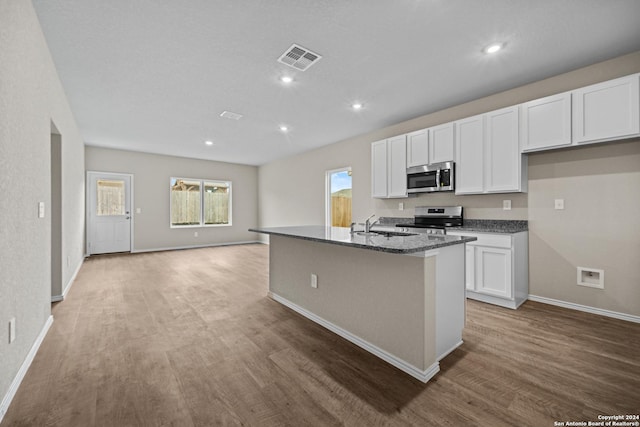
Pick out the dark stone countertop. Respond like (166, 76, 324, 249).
(249, 226, 477, 254)
(379, 217, 528, 234)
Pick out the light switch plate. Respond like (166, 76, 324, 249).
(9, 317, 16, 343)
(310, 273, 318, 288)
(554, 199, 565, 210)
(38, 202, 45, 218)
(503, 200, 511, 210)
(136, 208, 141, 214)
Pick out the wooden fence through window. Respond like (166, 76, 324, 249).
(331, 196, 352, 227)
(171, 191, 229, 225)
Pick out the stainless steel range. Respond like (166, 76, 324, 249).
(396, 206, 463, 235)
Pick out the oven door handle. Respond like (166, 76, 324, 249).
(435, 169, 441, 187)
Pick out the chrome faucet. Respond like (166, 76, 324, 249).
(364, 214, 377, 233)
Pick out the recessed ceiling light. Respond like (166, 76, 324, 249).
(352, 102, 363, 110)
(280, 76, 293, 84)
(484, 43, 503, 54)
(204, 140, 214, 146)
(279, 125, 288, 132)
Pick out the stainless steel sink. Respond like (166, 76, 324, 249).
(375, 231, 418, 237)
(356, 230, 418, 237)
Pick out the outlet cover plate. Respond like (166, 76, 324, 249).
(9, 317, 16, 343)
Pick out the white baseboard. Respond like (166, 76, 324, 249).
(437, 340, 464, 362)
(528, 295, 640, 324)
(130, 240, 262, 254)
(0, 315, 53, 424)
(268, 291, 440, 383)
(51, 258, 84, 302)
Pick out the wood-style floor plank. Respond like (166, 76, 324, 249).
(2, 244, 639, 426)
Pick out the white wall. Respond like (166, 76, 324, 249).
(0, 0, 85, 412)
(85, 147, 259, 251)
(259, 51, 640, 317)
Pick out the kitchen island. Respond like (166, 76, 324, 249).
(249, 225, 476, 383)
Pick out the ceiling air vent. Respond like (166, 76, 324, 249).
(220, 111, 243, 120)
(277, 44, 322, 71)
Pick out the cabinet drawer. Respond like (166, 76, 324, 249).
(448, 231, 511, 249)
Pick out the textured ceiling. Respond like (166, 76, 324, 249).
(33, 0, 640, 166)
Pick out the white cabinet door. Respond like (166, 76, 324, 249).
(521, 92, 572, 152)
(485, 106, 522, 193)
(573, 73, 640, 144)
(406, 129, 429, 167)
(465, 245, 475, 291)
(476, 246, 512, 299)
(387, 135, 408, 198)
(371, 139, 388, 198)
(455, 114, 484, 194)
(429, 122, 455, 164)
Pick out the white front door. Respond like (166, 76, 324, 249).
(87, 172, 132, 255)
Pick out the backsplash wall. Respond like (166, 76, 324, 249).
(372, 192, 528, 222)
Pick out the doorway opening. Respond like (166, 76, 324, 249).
(325, 167, 352, 227)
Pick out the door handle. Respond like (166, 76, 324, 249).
(126, 216, 130, 219)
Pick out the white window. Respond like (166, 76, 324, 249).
(170, 178, 231, 227)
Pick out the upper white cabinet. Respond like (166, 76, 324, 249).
(485, 106, 526, 193)
(371, 140, 388, 198)
(406, 123, 455, 167)
(429, 122, 455, 164)
(406, 129, 429, 167)
(387, 135, 408, 197)
(454, 114, 484, 194)
(455, 107, 526, 195)
(520, 73, 640, 154)
(371, 135, 407, 198)
(521, 92, 572, 152)
(573, 73, 640, 144)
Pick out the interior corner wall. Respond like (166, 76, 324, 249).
(84, 146, 259, 251)
(0, 0, 85, 410)
(258, 51, 640, 317)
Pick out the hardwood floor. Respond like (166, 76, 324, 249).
(2, 244, 639, 426)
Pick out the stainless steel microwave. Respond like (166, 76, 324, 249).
(406, 161, 455, 194)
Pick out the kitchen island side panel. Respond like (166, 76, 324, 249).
(269, 235, 433, 370)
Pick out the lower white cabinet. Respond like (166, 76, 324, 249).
(449, 230, 529, 309)
(476, 246, 512, 299)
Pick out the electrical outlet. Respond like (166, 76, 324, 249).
(136, 208, 141, 214)
(398, 202, 404, 211)
(310, 273, 318, 289)
(9, 317, 16, 343)
(503, 200, 511, 210)
(554, 199, 565, 210)
(194, 231, 198, 237)
(38, 202, 45, 218)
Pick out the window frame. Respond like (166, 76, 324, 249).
(170, 177, 232, 228)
